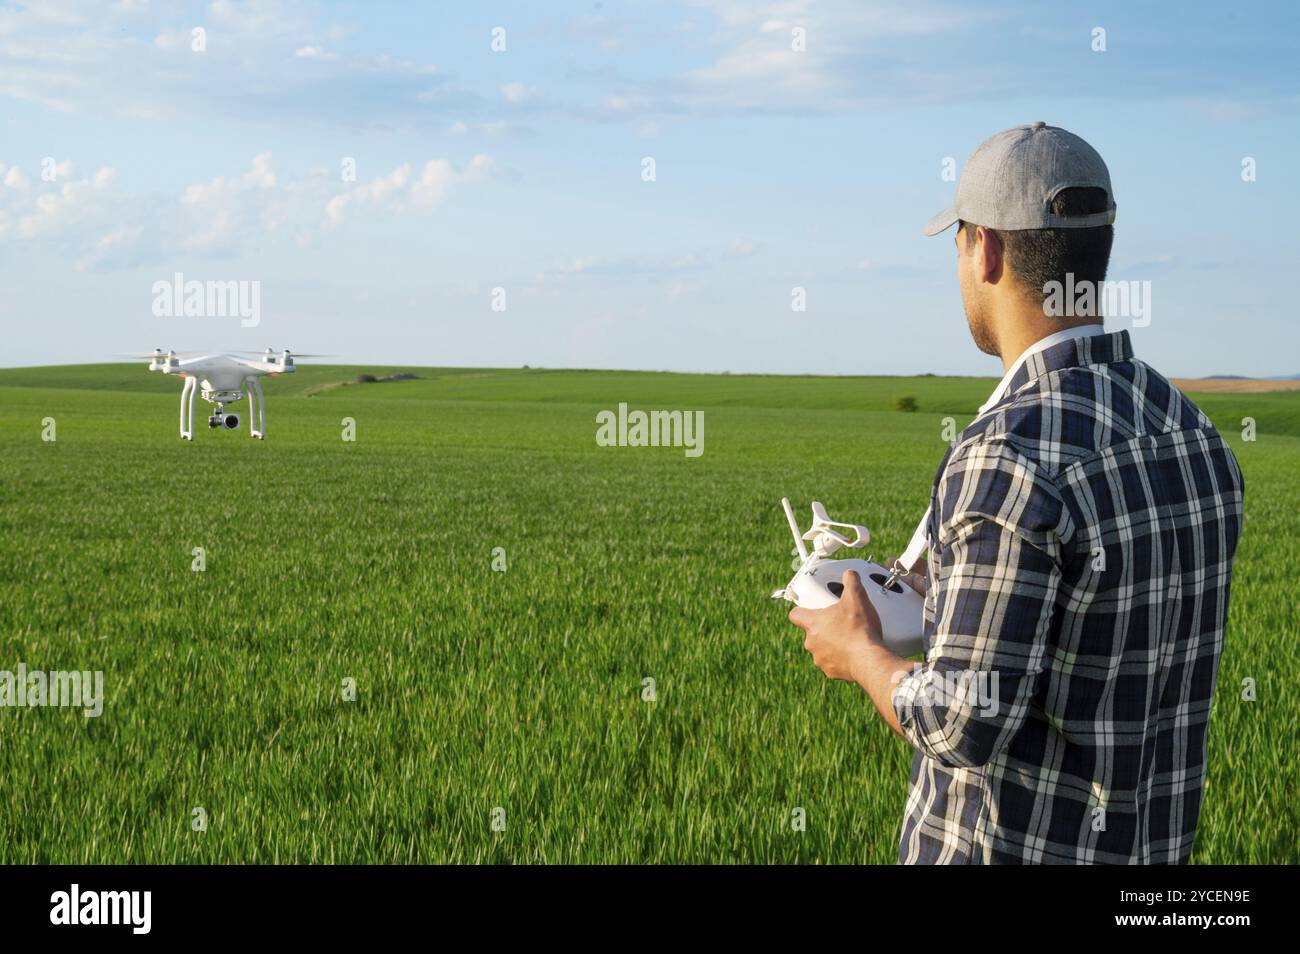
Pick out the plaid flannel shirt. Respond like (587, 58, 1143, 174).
(892, 330, 1244, 864)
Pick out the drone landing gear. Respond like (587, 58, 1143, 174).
(246, 376, 265, 439)
(179, 375, 196, 441)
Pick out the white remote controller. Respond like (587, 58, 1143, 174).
(771, 498, 925, 657)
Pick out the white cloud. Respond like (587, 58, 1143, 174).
(323, 164, 412, 227)
(0, 150, 496, 268)
(0, 1, 471, 127)
(449, 120, 521, 139)
(4, 165, 30, 189)
(675, 0, 982, 113)
(324, 155, 494, 228)
(152, 28, 187, 52)
(502, 81, 541, 104)
(0, 164, 117, 241)
(534, 237, 761, 284)
(179, 152, 279, 251)
(410, 155, 493, 208)
(75, 223, 143, 271)
(726, 237, 759, 259)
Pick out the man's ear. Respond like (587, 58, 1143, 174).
(975, 226, 1004, 285)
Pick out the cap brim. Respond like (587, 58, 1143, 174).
(923, 207, 958, 236)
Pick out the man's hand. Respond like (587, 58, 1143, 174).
(788, 567, 917, 739)
(788, 569, 884, 681)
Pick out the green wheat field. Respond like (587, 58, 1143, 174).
(0, 363, 1296, 864)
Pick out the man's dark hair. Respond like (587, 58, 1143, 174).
(960, 187, 1114, 303)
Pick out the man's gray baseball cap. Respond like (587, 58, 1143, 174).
(924, 122, 1116, 236)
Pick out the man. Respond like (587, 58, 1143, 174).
(789, 123, 1244, 864)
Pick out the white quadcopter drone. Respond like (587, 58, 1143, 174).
(126, 349, 323, 440)
(772, 497, 925, 657)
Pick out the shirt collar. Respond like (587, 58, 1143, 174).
(977, 324, 1129, 414)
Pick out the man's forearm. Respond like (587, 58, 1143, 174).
(850, 641, 920, 741)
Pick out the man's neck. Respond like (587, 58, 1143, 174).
(997, 316, 1105, 371)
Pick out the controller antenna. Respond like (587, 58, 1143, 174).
(781, 497, 809, 563)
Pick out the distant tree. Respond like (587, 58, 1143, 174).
(356, 373, 377, 384)
(896, 395, 919, 412)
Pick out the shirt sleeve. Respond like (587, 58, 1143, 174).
(892, 438, 1072, 769)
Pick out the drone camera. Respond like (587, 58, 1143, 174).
(208, 412, 241, 430)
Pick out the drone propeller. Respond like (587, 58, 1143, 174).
(115, 350, 208, 359)
(232, 351, 335, 358)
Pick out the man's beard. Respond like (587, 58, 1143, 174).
(965, 304, 999, 357)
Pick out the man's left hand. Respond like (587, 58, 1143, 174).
(788, 569, 885, 681)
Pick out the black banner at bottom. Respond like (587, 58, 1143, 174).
(0, 863, 1280, 940)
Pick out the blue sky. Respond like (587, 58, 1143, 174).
(1, 0, 1297, 375)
